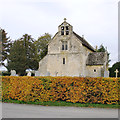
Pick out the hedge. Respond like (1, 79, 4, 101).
(2, 76, 119, 104)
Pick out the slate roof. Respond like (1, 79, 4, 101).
(73, 32, 95, 52)
(86, 52, 107, 65)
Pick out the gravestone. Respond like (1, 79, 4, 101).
(45, 71, 50, 76)
(55, 72, 58, 76)
(27, 71, 31, 76)
(104, 71, 109, 78)
(79, 74, 84, 77)
(10, 70, 16, 76)
(35, 71, 40, 76)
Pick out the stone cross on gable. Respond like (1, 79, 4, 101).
(64, 18, 67, 22)
(114, 69, 119, 78)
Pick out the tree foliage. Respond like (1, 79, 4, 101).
(8, 34, 39, 75)
(109, 62, 120, 77)
(0, 29, 11, 69)
(20, 34, 39, 70)
(8, 40, 27, 75)
(97, 44, 106, 52)
(34, 33, 52, 60)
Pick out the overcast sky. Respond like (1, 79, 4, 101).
(0, 0, 119, 70)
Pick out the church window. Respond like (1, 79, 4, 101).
(61, 26, 64, 30)
(66, 26, 69, 35)
(62, 41, 68, 50)
(65, 44, 68, 50)
(62, 44, 64, 50)
(66, 26, 69, 30)
(61, 31, 64, 35)
(61, 26, 64, 35)
(63, 58, 65, 64)
(66, 31, 69, 35)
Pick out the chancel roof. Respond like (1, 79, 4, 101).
(86, 52, 107, 65)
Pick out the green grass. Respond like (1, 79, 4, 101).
(3, 99, 119, 108)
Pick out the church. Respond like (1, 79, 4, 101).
(36, 19, 109, 77)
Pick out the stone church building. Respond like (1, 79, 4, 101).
(37, 19, 109, 77)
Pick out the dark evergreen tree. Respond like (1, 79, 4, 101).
(0, 28, 12, 69)
(20, 34, 39, 70)
(109, 62, 120, 77)
(8, 40, 27, 75)
(8, 34, 39, 75)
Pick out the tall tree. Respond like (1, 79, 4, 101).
(0, 28, 11, 69)
(8, 34, 39, 75)
(20, 34, 39, 70)
(34, 33, 52, 60)
(8, 40, 27, 75)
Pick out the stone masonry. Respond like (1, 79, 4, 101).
(38, 19, 109, 77)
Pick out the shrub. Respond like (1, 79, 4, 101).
(2, 76, 119, 104)
(2, 71, 10, 76)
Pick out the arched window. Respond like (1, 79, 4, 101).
(61, 26, 64, 35)
(62, 41, 68, 50)
(61, 26, 69, 35)
(62, 42, 64, 50)
(66, 26, 69, 35)
(63, 58, 65, 64)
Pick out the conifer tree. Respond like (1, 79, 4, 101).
(21, 34, 39, 70)
(8, 40, 27, 75)
(0, 28, 11, 70)
(8, 34, 39, 75)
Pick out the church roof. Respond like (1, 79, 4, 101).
(86, 52, 107, 65)
(73, 32, 95, 52)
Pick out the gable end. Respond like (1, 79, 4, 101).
(73, 32, 95, 52)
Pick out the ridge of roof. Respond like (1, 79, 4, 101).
(73, 31, 95, 52)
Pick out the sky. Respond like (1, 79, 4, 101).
(0, 0, 119, 70)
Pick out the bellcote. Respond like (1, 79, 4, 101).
(58, 18, 73, 36)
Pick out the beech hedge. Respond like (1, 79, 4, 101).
(2, 76, 119, 104)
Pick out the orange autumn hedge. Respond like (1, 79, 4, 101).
(2, 76, 119, 104)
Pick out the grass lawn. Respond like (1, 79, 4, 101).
(3, 99, 119, 109)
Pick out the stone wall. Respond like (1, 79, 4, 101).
(86, 65, 103, 77)
(47, 53, 81, 76)
(39, 30, 94, 77)
(38, 56, 48, 76)
(38, 20, 107, 77)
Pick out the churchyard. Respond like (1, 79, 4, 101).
(1, 19, 119, 108)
